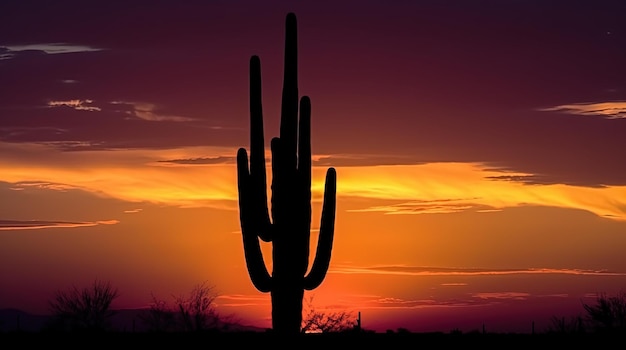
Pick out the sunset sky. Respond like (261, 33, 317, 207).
(1, 0, 626, 333)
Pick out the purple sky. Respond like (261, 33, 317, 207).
(2, 1, 625, 186)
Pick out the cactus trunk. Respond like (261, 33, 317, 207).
(236, 12, 337, 334)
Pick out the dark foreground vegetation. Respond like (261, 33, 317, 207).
(1, 329, 624, 348)
(2, 280, 625, 347)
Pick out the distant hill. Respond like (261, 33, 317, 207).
(0, 308, 266, 333)
(0, 308, 49, 332)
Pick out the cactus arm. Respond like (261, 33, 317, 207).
(243, 233, 272, 293)
(303, 167, 337, 290)
(236, 147, 251, 232)
(242, 226, 272, 293)
(249, 55, 273, 242)
(237, 56, 274, 292)
(237, 148, 272, 293)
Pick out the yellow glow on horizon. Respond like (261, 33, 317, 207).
(331, 163, 626, 220)
(1, 142, 624, 221)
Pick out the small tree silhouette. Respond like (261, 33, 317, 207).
(138, 293, 176, 332)
(547, 314, 586, 334)
(300, 295, 354, 333)
(173, 281, 220, 332)
(583, 290, 626, 333)
(47, 279, 119, 332)
(139, 281, 233, 332)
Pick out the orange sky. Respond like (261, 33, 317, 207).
(2, 142, 626, 332)
(1, 1, 626, 333)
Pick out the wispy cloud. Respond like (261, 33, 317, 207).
(2, 143, 625, 220)
(38, 141, 108, 151)
(112, 101, 195, 122)
(10, 181, 79, 192)
(334, 163, 626, 220)
(0, 142, 241, 209)
(0, 43, 104, 60)
(48, 99, 101, 112)
(539, 101, 626, 119)
(472, 292, 530, 300)
(336, 294, 505, 311)
(313, 154, 421, 167)
(347, 198, 481, 215)
(329, 264, 626, 277)
(0, 219, 119, 231)
(290, 289, 578, 314)
(156, 156, 236, 166)
(216, 294, 268, 307)
(0, 126, 68, 140)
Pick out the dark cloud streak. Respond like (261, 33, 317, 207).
(158, 156, 236, 165)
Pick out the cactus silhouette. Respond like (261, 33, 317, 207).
(236, 12, 337, 334)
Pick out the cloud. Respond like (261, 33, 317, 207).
(0, 47, 12, 60)
(313, 154, 422, 167)
(539, 101, 626, 119)
(216, 294, 268, 307)
(472, 292, 530, 300)
(111, 101, 195, 122)
(484, 174, 545, 185)
(11, 181, 79, 192)
(156, 156, 237, 166)
(329, 264, 626, 277)
(2, 143, 625, 220)
(293, 289, 575, 314)
(0, 219, 119, 231)
(0, 142, 242, 209)
(0, 43, 104, 60)
(37, 141, 108, 151)
(346, 198, 483, 215)
(47, 99, 101, 112)
(45, 99, 197, 121)
(349, 294, 502, 310)
(335, 163, 626, 220)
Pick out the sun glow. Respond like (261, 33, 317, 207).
(1, 142, 624, 221)
(330, 163, 626, 220)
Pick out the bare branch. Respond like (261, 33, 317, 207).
(48, 279, 119, 332)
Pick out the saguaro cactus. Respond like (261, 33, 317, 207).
(236, 12, 337, 334)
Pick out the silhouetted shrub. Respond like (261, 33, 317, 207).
(46, 279, 119, 332)
(583, 290, 626, 333)
(139, 281, 229, 332)
(301, 295, 355, 333)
